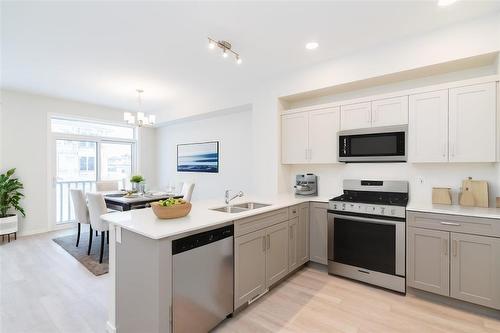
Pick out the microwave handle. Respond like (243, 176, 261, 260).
(330, 213, 402, 226)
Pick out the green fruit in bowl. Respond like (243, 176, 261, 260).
(158, 198, 186, 207)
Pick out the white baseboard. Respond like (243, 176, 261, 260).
(106, 321, 116, 333)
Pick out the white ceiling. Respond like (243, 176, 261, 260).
(2, 1, 500, 118)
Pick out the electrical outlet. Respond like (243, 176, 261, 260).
(417, 176, 424, 185)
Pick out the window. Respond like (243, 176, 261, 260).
(51, 117, 135, 140)
(100, 142, 133, 181)
(52, 117, 137, 224)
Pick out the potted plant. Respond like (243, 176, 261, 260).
(130, 175, 145, 193)
(0, 168, 25, 241)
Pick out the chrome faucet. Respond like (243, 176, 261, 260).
(225, 189, 244, 205)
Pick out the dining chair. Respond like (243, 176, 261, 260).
(70, 189, 91, 247)
(86, 192, 110, 263)
(96, 180, 119, 192)
(180, 182, 195, 203)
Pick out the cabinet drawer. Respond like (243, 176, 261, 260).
(235, 208, 289, 237)
(310, 202, 328, 210)
(288, 205, 299, 219)
(408, 211, 500, 238)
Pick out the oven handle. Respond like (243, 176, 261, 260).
(329, 213, 403, 226)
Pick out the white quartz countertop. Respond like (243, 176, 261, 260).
(407, 203, 500, 220)
(101, 194, 331, 240)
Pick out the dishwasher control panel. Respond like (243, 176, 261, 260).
(172, 225, 234, 255)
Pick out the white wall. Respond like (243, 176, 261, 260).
(156, 105, 252, 201)
(0, 90, 156, 235)
(288, 163, 499, 207)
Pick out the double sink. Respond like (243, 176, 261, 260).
(211, 202, 270, 214)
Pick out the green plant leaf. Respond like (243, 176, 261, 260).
(0, 168, 25, 218)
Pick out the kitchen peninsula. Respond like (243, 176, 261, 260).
(102, 195, 331, 333)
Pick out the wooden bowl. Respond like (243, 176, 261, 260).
(150, 202, 192, 219)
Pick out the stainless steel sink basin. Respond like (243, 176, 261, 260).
(232, 202, 270, 210)
(211, 206, 249, 214)
(211, 202, 271, 213)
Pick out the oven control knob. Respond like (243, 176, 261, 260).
(333, 204, 337, 210)
(380, 207, 385, 215)
(390, 209, 396, 216)
(342, 203, 346, 210)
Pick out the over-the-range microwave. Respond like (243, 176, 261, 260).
(338, 125, 408, 163)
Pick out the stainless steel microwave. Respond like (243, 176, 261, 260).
(338, 125, 408, 163)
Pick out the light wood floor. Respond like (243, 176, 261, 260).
(2, 230, 500, 333)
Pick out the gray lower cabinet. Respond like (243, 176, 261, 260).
(288, 217, 299, 271)
(450, 232, 500, 309)
(297, 203, 310, 265)
(234, 229, 267, 309)
(407, 211, 500, 310)
(309, 202, 328, 265)
(407, 227, 450, 296)
(265, 221, 290, 287)
(234, 220, 289, 309)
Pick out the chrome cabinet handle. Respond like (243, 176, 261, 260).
(289, 226, 293, 239)
(443, 239, 448, 255)
(262, 236, 266, 252)
(267, 235, 270, 250)
(452, 240, 458, 257)
(440, 221, 461, 226)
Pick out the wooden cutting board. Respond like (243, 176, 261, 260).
(460, 178, 488, 208)
(459, 179, 475, 207)
(470, 180, 488, 208)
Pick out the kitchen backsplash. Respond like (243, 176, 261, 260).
(285, 162, 499, 206)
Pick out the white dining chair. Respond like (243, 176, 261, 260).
(70, 189, 91, 247)
(180, 182, 195, 203)
(96, 180, 119, 192)
(86, 192, 110, 263)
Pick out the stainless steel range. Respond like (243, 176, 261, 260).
(328, 179, 408, 293)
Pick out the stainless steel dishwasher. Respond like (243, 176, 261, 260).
(172, 225, 234, 333)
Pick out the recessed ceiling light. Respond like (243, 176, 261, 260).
(438, 0, 458, 7)
(305, 42, 319, 50)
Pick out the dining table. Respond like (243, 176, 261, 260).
(104, 192, 183, 211)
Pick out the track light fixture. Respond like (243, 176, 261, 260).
(207, 37, 242, 65)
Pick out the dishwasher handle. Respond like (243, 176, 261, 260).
(172, 225, 234, 255)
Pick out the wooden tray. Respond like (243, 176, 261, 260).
(150, 202, 192, 219)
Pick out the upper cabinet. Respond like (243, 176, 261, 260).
(409, 82, 497, 163)
(448, 82, 496, 163)
(282, 78, 498, 165)
(371, 96, 408, 127)
(281, 112, 309, 164)
(409, 90, 449, 163)
(340, 96, 408, 131)
(281, 107, 340, 164)
(340, 102, 371, 130)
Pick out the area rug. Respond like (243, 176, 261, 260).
(53, 232, 109, 276)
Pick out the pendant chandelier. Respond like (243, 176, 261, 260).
(124, 89, 156, 127)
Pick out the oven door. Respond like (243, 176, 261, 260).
(327, 212, 405, 277)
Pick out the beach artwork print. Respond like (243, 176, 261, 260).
(177, 141, 219, 173)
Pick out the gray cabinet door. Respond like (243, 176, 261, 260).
(297, 203, 310, 265)
(309, 203, 328, 265)
(450, 232, 500, 309)
(265, 221, 289, 287)
(288, 217, 298, 272)
(234, 229, 267, 309)
(407, 227, 450, 296)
